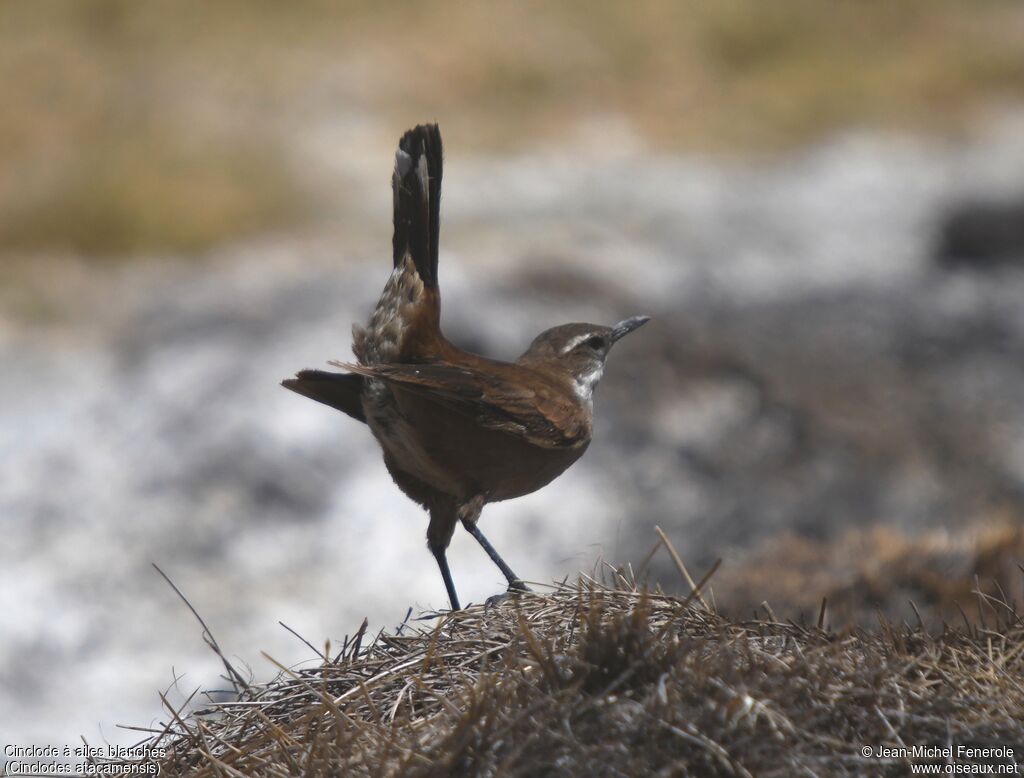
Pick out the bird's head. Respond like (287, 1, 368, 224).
(520, 316, 650, 403)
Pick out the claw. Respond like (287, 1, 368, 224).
(484, 581, 531, 609)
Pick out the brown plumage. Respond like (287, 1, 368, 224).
(283, 124, 648, 610)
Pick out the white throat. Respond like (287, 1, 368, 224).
(573, 363, 605, 404)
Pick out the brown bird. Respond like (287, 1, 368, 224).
(283, 124, 648, 610)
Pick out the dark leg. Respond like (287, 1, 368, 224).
(426, 500, 461, 611)
(430, 543, 461, 611)
(462, 520, 528, 592)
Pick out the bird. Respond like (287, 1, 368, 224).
(283, 123, 649, 611)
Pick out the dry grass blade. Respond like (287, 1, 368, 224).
(655, 525, 711, 611)
(153, 564, 249, 693)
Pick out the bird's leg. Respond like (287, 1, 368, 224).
(429, 542, 460, 611)
(461, 519, 529, 595)
(428, 501, 460, 611)
(458, 496, 528, 596)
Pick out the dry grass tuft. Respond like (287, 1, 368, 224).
(0, 133, 306, 257)
(123, 554, 1024, 777)
(3, 1, 1024, 258)
(717, 518, 1024, 630)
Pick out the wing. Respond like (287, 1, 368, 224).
(331, 361, 587, 449)
(282, 370, 366, 423)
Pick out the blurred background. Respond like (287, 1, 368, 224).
(4, 0, 1024, 751)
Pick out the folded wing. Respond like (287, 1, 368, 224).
(331, 361, 587, 449)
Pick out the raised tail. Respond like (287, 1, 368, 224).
(352, 124, 445, 365)
(393, 124, 442, 288)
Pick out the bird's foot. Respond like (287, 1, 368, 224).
(484, 580, 531, 609)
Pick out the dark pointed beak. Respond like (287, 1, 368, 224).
(610, 315, 651, 343)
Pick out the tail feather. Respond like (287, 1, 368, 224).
(393, 124, 442, 288)
(282, 371, 366, 423)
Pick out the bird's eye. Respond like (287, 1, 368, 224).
(583, 336, 606, 351)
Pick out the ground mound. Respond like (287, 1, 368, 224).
(129, 556, 1023, 777)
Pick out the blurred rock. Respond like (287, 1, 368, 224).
(936, 197, 1024, 268)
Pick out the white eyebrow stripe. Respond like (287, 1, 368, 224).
(561, 333, 593, 354)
